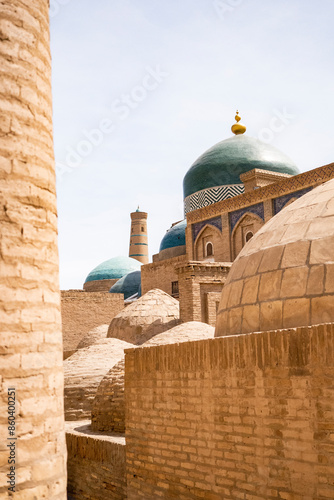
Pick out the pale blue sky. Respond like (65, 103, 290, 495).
(50, 0, 334, 289)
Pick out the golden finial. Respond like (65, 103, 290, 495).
(231, 110, 246, 135)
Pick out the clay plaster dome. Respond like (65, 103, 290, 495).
(144, 321, 215, 346)
(76, 324, 109, 350)
(159, 219, 187, 252)
(215, 177, 334, 337)
(63, 337, 134, 421)
(107, 288, 180, 345)
(109, 270, 141, 299)
(92, 321, 214, 433)
(183, 114, 299, 214)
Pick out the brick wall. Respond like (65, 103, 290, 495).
(125, 323, 334, 500)
(61, 290, 124, 358)
(176, 262, 231, 324)
(66, 423, 126, 499)
(206, 291, 221, 326)
(0, 1, 67, 497)
(141, 254, 187, 296)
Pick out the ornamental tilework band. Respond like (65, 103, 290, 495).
(184, 184, 245, 215)
(273, 187, 313, 214)
(229, 203, 264, 231)
(186, 163, 334, 224)
(192, 216, 222, 242)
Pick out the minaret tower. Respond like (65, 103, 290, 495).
(129, 208, 149, 264)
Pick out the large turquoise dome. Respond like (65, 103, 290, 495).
(183, 134, 299, 214)
(84, 256, 141, 283)
(159, 220, 187, 252)
(109, 270, 141, 299)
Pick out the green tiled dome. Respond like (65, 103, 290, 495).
(159, 220, 187, 252)
(84, 256, 141, 283)
(183, 134, 299, 198)
(109, 270, 141, 299)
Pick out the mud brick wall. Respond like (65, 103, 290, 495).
(66, 428, 126, 500)
(141, 254, 187, 296)
(125, 323, 334, 500)
(61, 291, 124, 357)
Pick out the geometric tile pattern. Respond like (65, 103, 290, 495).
(273, 187, 313, 214)
(192, 216, 223, 242)
(187, 163, 334, 224)
(184, 184, 245, 215)
(229, 202, 265, 231)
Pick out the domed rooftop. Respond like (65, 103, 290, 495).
(215, 177, 334, 337)
(184, 134, 299, 199)
(84, 256, 141, 283)
(92, 321, 214, 434)
(107, 288, 180, 345)
(159, 219, 187, 252)
(76, 324, 109, 351)
(109, 270, 141, 299)
(143, 321, 215, 346)
(91, 358, 125, 433)
(64, 337, 134, 421)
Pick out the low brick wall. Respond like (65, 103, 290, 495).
(66, 421, 126, 500)
(61, 290, 124, 358)
(125, 323, 334, 500)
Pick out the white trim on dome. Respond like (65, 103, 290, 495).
(184, 184, 245, 215)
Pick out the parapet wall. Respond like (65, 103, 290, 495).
(66, 422, 126, 499)
(125, 323, 334, 500)
(61, 291, 124, 357)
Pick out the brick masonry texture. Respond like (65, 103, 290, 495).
(64, 338, 134, 421)
(66, 421, 126, 500)
(92, 322, 214, 434)
(125, 324, 334, 500)
(141, 254, 187, 295)
(61, 290, 124, 358)
(107, 289, 180, 345)
(176, 262, 231, 324)
(216, 178, 334, 336)
(76, 324, 109, 350)
(92, 359, 126, 433)
(0, 1, 66, 498)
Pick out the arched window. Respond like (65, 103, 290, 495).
(141, 226, 145, 232)
(245, 231, 253, 243)
(206, 242, 213, 257)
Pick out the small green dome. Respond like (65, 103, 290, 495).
(159, 220, 187, 252)
(109, 270, 141, 299)
(84, 256, 141, 283)
(183, 135, 299, 199)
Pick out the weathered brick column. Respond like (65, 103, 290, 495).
(0, 1, 67, 498)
